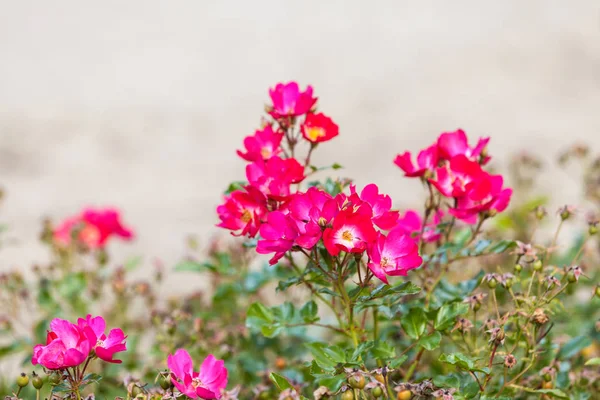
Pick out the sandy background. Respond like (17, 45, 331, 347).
(0, 1, 599, 282)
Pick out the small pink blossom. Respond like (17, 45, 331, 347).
(77, 314, 127, 364)
(237, 125, 284, 162)
(268, 82, 317, 118)
(246, 156, 305, 200)
(53, 207, 134, 249)
(395, 209, 444, 242)
(216, 186, 268, 237)
(256, 211, 299, 265)
(32, 318, 91, 370)
(167, 349, 228, 400)
(437, 129, 490, 163)
(350, 184, 399, 230)
(394, 145, 438, 178)
(288, 188, 337, 249)
(323, 203, 377, 256)
(367, 228, 422, 283)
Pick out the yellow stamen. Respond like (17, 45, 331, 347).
(341, 230, 353, 242)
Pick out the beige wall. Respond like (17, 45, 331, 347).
(0, 1, 599, 275)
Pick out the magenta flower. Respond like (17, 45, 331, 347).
(32, 318, 91, 370)
(367, 228, 423, 284)
(167, 349, 228, 399)
(437, 129, 490, 163)
(394, 144, 439, 178)
(237, 125, 284, 162)
(288, 187, 337, 249)
(268, 82, 317, 118)
(256, 211, 299, 265)
(429, 155, 490, 199)
(395, 209, 444, 243)
(246, 156, 305, 200)
(54, 207, 134, 249)
(77, 314, 127, 364)
(323, 204, 377, 256)
(449, 175, 512, 223)
(217, 186, 268, 237)
(350, 184, 399, 230)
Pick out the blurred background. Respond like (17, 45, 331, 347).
(0, 0, 599, 275)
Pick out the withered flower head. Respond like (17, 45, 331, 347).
(313, 386, 330, 400)
(545, 275, 562, 289)
(513, 241, 538, 262)
(557, 205, 576, 221)
(532, 308, 549, 325)
(431, 388, 457, 400)
(452, 318, 474, 333)
(487, 327, 506, 346)
(504, 354, 517, 368)
(279, 388, 300, 400)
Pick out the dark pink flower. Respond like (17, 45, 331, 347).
(350, 184, 399, 230)
(437, 129, 490, 163)
(268, 82, 317, 118)
(77, 314, 127, 364)
(237, 125, 284, 162)
(54, 208, 134, 249)
(429, 155, 490, 199)
(394, 145, 438, 178)
(167, 349, 228, 400)
(367, 228, 423, 284)
(395, 209, 444, 243)
(246, 156, 304, 200)
(216, 186, 267, 238)
(449, 174, 512, 223)
(301, 113, 339, 143)
(288, 188, 336, 249)
(256, 211, 299, 265)
(323, 204, 377, 256)
(32, 318, 91, 370)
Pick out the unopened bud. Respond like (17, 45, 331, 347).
(533, 259, 543, 271)
(487, 278, 497, 289)
(32, 372, 44, 390)
(49, 372, 62, 385)
(514, 264, 522, 273)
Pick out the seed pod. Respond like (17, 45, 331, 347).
(514, 264, 522, 273)
(397, 390, 412, 400)
(372, 386, 384, 398)
(533, 259, 543, 271)
(32, 374, 44, 390)
(341, 390, 354, 400)
(348, 375, 366, 389)
(49, 372, 62, 385)
(17, 373, 29, 388)
(487, 278, 497, 289)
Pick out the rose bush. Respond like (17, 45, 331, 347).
(1, 82, 600, 400)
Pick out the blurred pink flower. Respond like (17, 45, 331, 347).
(167, 349, 228, 399)
(268, 82, 317, 118)
(77, 314, 127, 364)
(32, 318, 91, 369)
(237, 125, 284, 162)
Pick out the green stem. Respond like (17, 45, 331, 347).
(404, 348, 425, 381)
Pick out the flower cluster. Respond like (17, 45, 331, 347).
(53, 207, 134, 249)
(395, 129, 512, 223)
(217, 82, 423, 283)
(32, 315, 126, 370)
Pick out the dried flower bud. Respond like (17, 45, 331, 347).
(313, 386, 330, 400)
(558, 205, 576, 221)
(534, 206, 548, 220)
(533, 259, 543, 272)
(452, 318, 474, 333)
(546, 276, 561, 289)
(487, 327, 506, 345)
(463, 293, 486, 311)
(431, 388, 457, 400)
(566, 265, 583, 283)
(532, 308, 549, 325)
(504, 354, 517, 368)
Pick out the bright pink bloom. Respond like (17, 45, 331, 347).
(323, 204, 377, 256)
(394, 145, 439, 178)
(367, 228, 423, 284)
(32, 318, 91, 370)
(301, 113, 339, 143)
(437, 129, 490, 163)
(268, 82, 317, 118)
(449, 175, 512, 223)
(167, 349, 228, 400)
(77, 315, 127, 364)
(246, 156, 304, 200)
(236, 125, 284, 162)
(350, 184, 399, 230)
(429, 155, 490, 199)
(256, 211, 299, 265)
(395, 209, 444, 243)
(288, 188, 337, 249)
(216, 186, 267, 237)
(53, 207, 134, 249)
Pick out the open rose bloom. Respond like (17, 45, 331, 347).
(168, 349, 228, 399)
(32, 315, 126, 370)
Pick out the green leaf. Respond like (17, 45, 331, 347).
(487, 240, 516, 254)
(350, 341, 374, 363)
(269, 372, 293, 391)
(370, 341, 395, 359)
(435, 302, 469, 331)
(433, 374, 460, 388)
(418, 331, 442, 351)
(388, 354, 409, 368)
(300, 300, 319, 323)
(557, 336, 592, 360)
(585, 357, 600, 366)
(439, 353, 489, 374)
(401, 308, 427, 339)
(0, 343, 20, 358)
(57, 272, 86, 299)
(174, 260, 216, 273)
(225, 181, 246, 194)
(316, 373, 346, 391)
(306, 342, 346, 371)
(332, 163, 343, 170)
